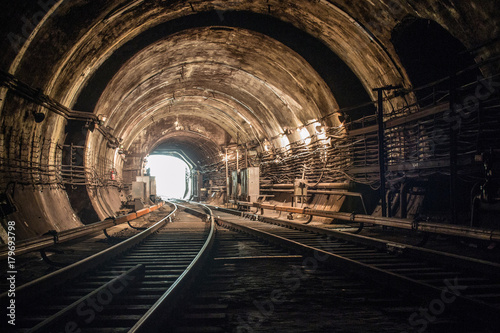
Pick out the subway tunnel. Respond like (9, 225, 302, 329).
(1, 1, 500, 265)
(2, 1, 500, 332)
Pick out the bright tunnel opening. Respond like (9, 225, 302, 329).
(146, 155, 191, 200)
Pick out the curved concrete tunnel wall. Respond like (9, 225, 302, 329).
(86, 26, 343, 219)
(0, 1, 499, 240)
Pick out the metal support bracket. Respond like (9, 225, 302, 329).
(411, 219, 420, 230)
(43, 230, 59, 244)
(39, 248, 67, 267)
(349, 212, 364, 233)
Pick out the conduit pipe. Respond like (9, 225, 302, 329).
(232, 201, 500, 242)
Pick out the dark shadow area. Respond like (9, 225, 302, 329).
(391, 16, 480, 102)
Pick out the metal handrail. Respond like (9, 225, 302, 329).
(0, 203, 177, 302)
(129, 202, 216, 333)
(0, 203, 165, 260)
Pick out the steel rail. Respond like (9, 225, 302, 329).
(213, 212, 500, 330)
(27, 264, 146, 333)
(229, 200, 500, 242)
(260, 182, 350, 189)
(209, 204, 500, 279)
(0, 203, 165, 260)
(0, 203, 177, 303)
(129, 202, 216, 333)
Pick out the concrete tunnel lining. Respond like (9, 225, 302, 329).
(0, 0, 499, 237)
(82, 24, 351, 219)
(91, 26, 341, 150)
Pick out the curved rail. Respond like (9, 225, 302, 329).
(0, 203, 165, 260)
(210, 204, 500, 278)
(2, 201, 218, 333)
(230, 200, 500, 242)
(0, 202, 177, 303)
(201, 202, 500, 331)
(130, 202, 216, 333)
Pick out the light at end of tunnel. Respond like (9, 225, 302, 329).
(146, 155, 191, 199)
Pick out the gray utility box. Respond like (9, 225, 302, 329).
(131, 181, 147, 201)
(240, 167, 260, 203)
(294, 179, 308, 197)
(135, 176, 157, 202)
(192, 171, 202, 200)
(134, 198, 144, 211)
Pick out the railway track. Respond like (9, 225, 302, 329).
(2, 203, 215, 333)
(167, 226, 426, 333)
(176, 201, 500, 332)
(0, 206, 171, 290)
(4, 199, 499, 332)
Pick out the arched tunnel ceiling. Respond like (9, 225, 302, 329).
(1, 0, 499, 228)
(150, 134, 223, 167)
(94, 26, 340, 161)
(126, 115, 230, 167)
(41, 0, 408, 106)
(1, 0, 499, 166)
